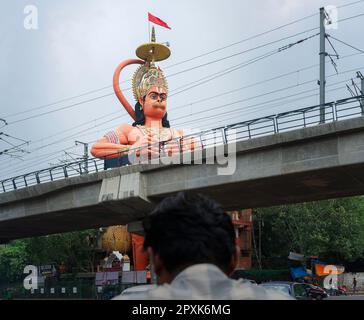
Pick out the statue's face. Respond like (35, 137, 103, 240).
(139, 86, 167, 120)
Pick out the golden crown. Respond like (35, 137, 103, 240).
(132, 26, 170, 101)
(132, 63, 168, 101)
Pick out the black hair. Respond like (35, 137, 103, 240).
(143, 192, 236, 273)
(132, 101, 170, 128)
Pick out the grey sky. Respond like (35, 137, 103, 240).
(0, 0, 363, 179)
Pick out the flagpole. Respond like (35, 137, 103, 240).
(148, 21, 151, 42)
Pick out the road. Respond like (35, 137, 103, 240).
(326, 295, 364, 300)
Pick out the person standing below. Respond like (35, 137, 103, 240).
(353, 277, 357, 294)
(114, 192, 291, 300)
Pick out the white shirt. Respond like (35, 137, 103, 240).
(114, 263, 292, 300)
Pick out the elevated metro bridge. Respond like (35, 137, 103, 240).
(0, 96, 364, 242)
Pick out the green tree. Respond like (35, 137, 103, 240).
(24, 230, 100, 273)
(0, 240, 28, 283)
(253, 197, 364, 268)
(0, 229, 99, 284)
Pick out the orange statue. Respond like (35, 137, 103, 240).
(91, 27, 198, 162)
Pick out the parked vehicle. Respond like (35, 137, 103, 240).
(239, 278, 257, 285)
(260, 281, 311, 300)
(120, 284, 157, 296)
(303, 284, 328, 300)
(326, 285, 348, 296)
(337, 285, 348, 295)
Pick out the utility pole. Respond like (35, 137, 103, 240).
(319, 7, 327, 123)
(357, 71, 364, 115)
(75, 140, 89, 174)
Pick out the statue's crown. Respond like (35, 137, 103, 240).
(132, 63, 168, 101)
(132, 26, 170, 101)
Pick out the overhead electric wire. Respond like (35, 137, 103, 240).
(3, 10, 362, 123)
(2, 7, 364, 175)
(0, 65, 361, 173)
(1, 83, 127, 119)
(3, 33, 316, 130)
(174, 85, 349, 129)
(28, 114, 124, 153)
(194, 85, 350, 129)
(2, 78, 317, 169)
(29, 109, 122, 145)
(326, 34, 364, 54)
(170, 62, 363, 121)
(0, 78, 354, 177)
(336, 12, 364, 23)
(0, 84, 351, 179)
(337, 0, 364, 9)
(5, 9, 363, 123)
(170, 33, 319, 97)
(167, 27, 320, 78)
(163, 13, 318, 69)
(5, 30, 319, 125)
(14, 51, 364, 150)
(3, 19, 320, 121)
(173, 79, 355, 127)
(1, 61, 362, 169)
(8, 92, 117, 125)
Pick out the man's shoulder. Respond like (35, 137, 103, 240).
(113, 284, 172, 300)
(229, 280, 292, 300)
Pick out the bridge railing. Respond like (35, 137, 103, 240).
(1, 95, 363, 193)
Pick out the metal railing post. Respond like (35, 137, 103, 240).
(275, 117, 280, 133)
(222, 128, 228, 144)
(199, 135, 204, 149)
(0, 95, 362, 194)
(334, 102, 339, 121)
(272, 118, 277, 133)
(79, 163, 83, 175)
(303, 111, 306, 127)
(330, 103, 335, 122)
(63, 166, 68, 178)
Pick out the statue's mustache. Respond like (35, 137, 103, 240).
(152, 103, 165, 109)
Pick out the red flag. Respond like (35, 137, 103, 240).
(148, 12, 171, 30)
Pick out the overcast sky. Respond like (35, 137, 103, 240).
(0, 0, 363, 180)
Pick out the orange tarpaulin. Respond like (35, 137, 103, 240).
(315, 264, 345, 276)
(131, 234, 149, 271)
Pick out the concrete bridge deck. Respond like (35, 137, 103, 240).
(1, 116, 364, 242)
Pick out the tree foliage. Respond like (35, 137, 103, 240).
(253, 197, 364, 268)
(0, 240, 28, 283)
(0, 230, 99, 284)
(24, 230, 99, 273)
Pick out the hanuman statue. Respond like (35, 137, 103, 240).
(91, 27, 197, 161)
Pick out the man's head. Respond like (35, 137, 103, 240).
(133, 64, 168, 115)
(139, 86, 168, 120)
(142, 192, 238, 284)
(132, 63, 170, 127)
